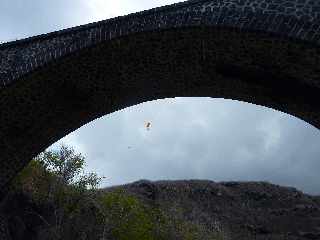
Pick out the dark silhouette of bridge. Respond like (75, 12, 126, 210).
(0, 0, 319, 209)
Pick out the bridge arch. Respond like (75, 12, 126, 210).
(0, 0, 320, 197)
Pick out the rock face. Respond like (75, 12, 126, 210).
(104, 180, 320, 240)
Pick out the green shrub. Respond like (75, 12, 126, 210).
(7, 144, 227, 240)
(97, 189, 225, 240)
(98, 189, 156, 240)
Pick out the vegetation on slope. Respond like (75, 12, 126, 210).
(1, 144, 225, 240)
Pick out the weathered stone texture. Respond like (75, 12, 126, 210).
(1, 0, 320, 87)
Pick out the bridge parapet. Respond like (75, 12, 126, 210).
(1, 0, 320, 89)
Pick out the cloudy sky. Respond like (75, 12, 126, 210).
(2, 0, 319, 195)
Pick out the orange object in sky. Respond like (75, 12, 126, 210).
(145, 122, 151, 130)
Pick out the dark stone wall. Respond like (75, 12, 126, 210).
(0, 0, 319, 203)
(1, 0, 320, 87)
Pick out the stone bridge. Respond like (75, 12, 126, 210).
(0, 0, 320, 201)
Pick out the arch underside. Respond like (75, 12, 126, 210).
(0, 26, 319, 195)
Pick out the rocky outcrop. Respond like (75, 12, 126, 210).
(104, 180, 320, 239)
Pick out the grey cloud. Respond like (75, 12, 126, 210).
(0, 0, 182, 41)
(53, 98, 320, 195)
(0, 0, 92, 41)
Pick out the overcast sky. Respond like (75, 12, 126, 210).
(2, 0, 319, 195)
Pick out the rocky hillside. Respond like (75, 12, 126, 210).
(2, 177, 320, 240)
(103, 179, 320, 240)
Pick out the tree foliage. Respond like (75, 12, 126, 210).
(97, 189, 156, 240)
(6, 144, 226, 240)
(34, 144, 102, 189)
(8, 144, 105, 239)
